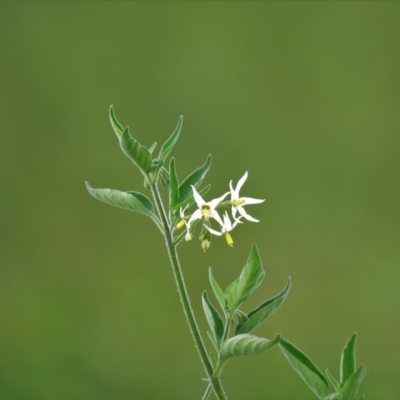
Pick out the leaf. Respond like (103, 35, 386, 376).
(86, 182, 155, 218)
(325, 369, 341, 394)
(178, 155, 212, 204)
(202, 291, 224, 346)
(279, 337, 329, 400)
(235, 277, 291, 335)
(175, 183, 211, 212)
(341, 365, 367, 400)
(169, 158, 180, 211)
(209, 268, 227, 314)
(225, 244, 264, 312)
(209, 352, 217, 370)
(109, 106, 152, 173)
(159, 115, 183, 163)
(149, 142, 157, 154)
(340, 333, 357, 387)
(221, 333, 280, 359)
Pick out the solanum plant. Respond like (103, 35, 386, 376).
(86, 108, 366, 400)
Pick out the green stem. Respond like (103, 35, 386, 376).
(150, 182, 227, 400)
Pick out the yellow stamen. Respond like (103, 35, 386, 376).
(232, 199, 245, 206)
(176, 220, 186, 230)
(225, 232, 234, 247)
(202, 205, 211, 221)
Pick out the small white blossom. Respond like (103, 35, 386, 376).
(230, 171, 264, 223)
(187, 186, 229, 228)
(205, 212, 241, 247)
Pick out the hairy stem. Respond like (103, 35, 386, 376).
(150, 182, 227, 400)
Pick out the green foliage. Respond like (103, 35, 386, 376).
(340, 333, 357, 386)
(279, 338, 329, 400)
(109, 106, 152, 174)
(202, 291, 224, 348)
(86, 182, 156, 219)
(221, 333, 280, 359)
(280, 333, 366, 400)
(208, 268, 227, 316)
(159, 116, 183, 164)
(178, 154, 212, 204)
(235, 277, 291, 335)
(225, 244, 264, 312)
(169, 157, 179, 211)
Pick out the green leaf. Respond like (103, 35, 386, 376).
(175, 183, 211, 212)
(202, 291, 224, 346)
(178, 155, 212, 204)
(235, 277, 291, 335)
(209, 352, 217, 370)
(221, 333, 280, 359)
(169, 158, 179, 211)
(279, 337, 329, 400)
(159, 115, 183, 163)
(209, 268, 227, 314)
(325, 369, 341, 394)
(149, 142, 157, 154)
(225, 244, 264, 312)
(340, 333, 357, 387)
(86, 182, 155, 218)
(109, 106, 152, 173)
(341, 365, 367, 400)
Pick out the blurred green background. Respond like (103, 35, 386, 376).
(1, 2, 399, 399)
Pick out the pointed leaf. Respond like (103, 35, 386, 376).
(235, 278, 291, 335)
(225, 244, 264, 312)
(109, 106, 152, 173)
(159, 116, 183, 162)
(279, 337, 329, 399)
(169, 158, 179, 211)
(222, 333, 280, 359)
(179, 155, 212, 204)
(209, 268, 227, 314)
(149, 142, 157, 154)
(325, 369, 341, 393)
(86, 182, 155, 218)
(341, 365, 367, 400)
(340, 333, 357, 387)
(202, 291, 224, 346)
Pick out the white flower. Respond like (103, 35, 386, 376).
(205, 212, 241, 247)
(187, 186, 229, 228)
(229, 171, 264, 222)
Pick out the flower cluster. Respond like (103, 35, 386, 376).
(176, 172, 264, 250)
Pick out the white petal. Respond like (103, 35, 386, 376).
(210, 209, 224, 227)
(241, 197, 265, 205)
(235, 171, 248, 194)
(191, 185, 205, 207)
(205, 225, 223, 236)
(231, 206, 238, 220)
(238, 206, 259, 222)
(208, 191, 230, 208)
(229, 180, 238, 201)
(222, 212, 233, 231)
(187, 209, 202, 227)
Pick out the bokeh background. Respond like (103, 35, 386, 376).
(1, 2, 399, 399)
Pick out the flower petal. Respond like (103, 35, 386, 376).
(235, 171, 248, 194)
(210, 209, 224, 227)
(237, 206, 260, 222)
(240, 197, 265, 205)
(205, 225, 223, 236)
(208, 191, 230, 208)
(187, 209, 203, 227)
(191, 185, 205, 207)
